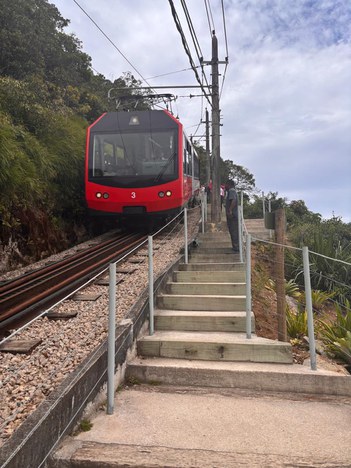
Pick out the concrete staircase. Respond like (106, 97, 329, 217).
(245, 217, 271, 241)
(129, 229, 292, 378)
(49, 223, 350, 468)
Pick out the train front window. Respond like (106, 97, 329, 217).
(89, 130, 178, 186)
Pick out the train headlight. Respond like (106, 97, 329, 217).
(96, 192, 102, 198)
(158, 191, 165, 198)
(103, 193, 109, 199)
(166, 191, 172, 197)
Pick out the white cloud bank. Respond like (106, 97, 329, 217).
(52, 0, 351, 220)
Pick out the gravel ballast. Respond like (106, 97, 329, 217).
(0, 210, 201, 447)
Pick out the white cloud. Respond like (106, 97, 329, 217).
(52, 0, 351, 221)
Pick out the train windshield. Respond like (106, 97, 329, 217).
(89, 130, 178, 187)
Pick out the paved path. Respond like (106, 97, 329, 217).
(55, 384, 351, 467)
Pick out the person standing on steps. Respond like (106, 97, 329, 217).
(225, 179, 239, 252)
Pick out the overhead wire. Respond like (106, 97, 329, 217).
(168, 0, 212, 108)
(204, 0, 216, 34)
(179, 0, 212, 105)
(219, 0, 229, 99)
(145, 66, 201, 81)
(71, 0, 157, 95)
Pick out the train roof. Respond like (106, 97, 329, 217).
(89, 110, 181, 133)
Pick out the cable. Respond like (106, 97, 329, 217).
(71, 0, 156, 92)
(204, 0, 216, 34)
(221, 0, 229, 61)
(168, 0, 212, 108)
(203, 0, 213, 36)
(219, 0, 229, 99)
(180, 0, 205, 60)
(145, 66, 201, 80)
(180, 1, 212, 105)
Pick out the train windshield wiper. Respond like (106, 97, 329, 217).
(153, 152, 176, 183)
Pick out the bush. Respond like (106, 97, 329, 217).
(317, 302, 351, 365)
(286, 307, 308, 339)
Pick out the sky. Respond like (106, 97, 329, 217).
(51, 0, 351, 222)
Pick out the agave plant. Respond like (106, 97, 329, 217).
(317, 301, 351, 365)
(265, 278, 301, 299)
(333, 332, 351, 365)
(298, 289, 335, 312)
(285, 224, 351, 304)
(286, 306, 308, 339)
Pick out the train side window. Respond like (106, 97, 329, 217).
(183, 149, 187, 174)
(194, 154, 199, 178)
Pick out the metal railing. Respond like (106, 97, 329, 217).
(241, 201, 351, 372)
(107, 204, 202, 414)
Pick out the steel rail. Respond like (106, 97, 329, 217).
(0, 232, 146, 333)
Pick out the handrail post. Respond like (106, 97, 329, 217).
(201, 197, 205, 234)
(184, 207, 188, 264)
(204, 194, 208, 222)
(107, 262, 116, 415)
(238, 206, 243, 263)
(148, 236, 154, 335)
(262, 191, 265, 218)
(245, 234, 252, 339)
(302, 246, 317, 370)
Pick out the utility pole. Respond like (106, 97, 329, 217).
(210, 32, 221, 223)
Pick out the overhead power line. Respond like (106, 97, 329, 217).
(204, 0, 216, 35)
(145, 65, 201, 81)
(220, 0, 229, 98)
(168, 0, 212, 108)
(72, 0, 156, 92)
(179, 0, 212, 99)
(221, 0, 229, 60)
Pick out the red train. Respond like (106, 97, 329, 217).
(85, 110, 200, 225)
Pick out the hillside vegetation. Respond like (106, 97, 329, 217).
(0, 0, 146, 270)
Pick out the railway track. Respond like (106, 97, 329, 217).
(0, 232, 146, 336)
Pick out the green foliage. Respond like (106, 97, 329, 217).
(298, 290, 336, 312)
(286, 222, 351, 303)
(285, 279, 302, 299)
(222, 160, 256, 193)
(286, 200, 322, 227)
(78, 419, 93, 432)
(286, 307, 308, 339)
(0, 0, 92, 86)
(0, 1, 153, 267)
(317, 302, 351, 365)
(265, 278, 301, 299)
(244, 191, 287, 219)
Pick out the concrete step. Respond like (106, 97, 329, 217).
(179, 262, 245, 271)
(250, 231, 271, 240)
(198, 233, 231, 241)
(126, 357, 350, 396)
(137, 331, 293, 364)
(197, 241, 232, 249)
(157, 294, 246, 311)
(193, 247, 237, 255)
(245, 218, 265, 226)
(174, 270, 246, 283)
(165, 282, 246, 296)
(154, 310, 252, 332)
(190, 253, 239, 263)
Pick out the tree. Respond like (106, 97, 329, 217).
(221, 160, 256, 194)
(0, 0, 92, 87)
